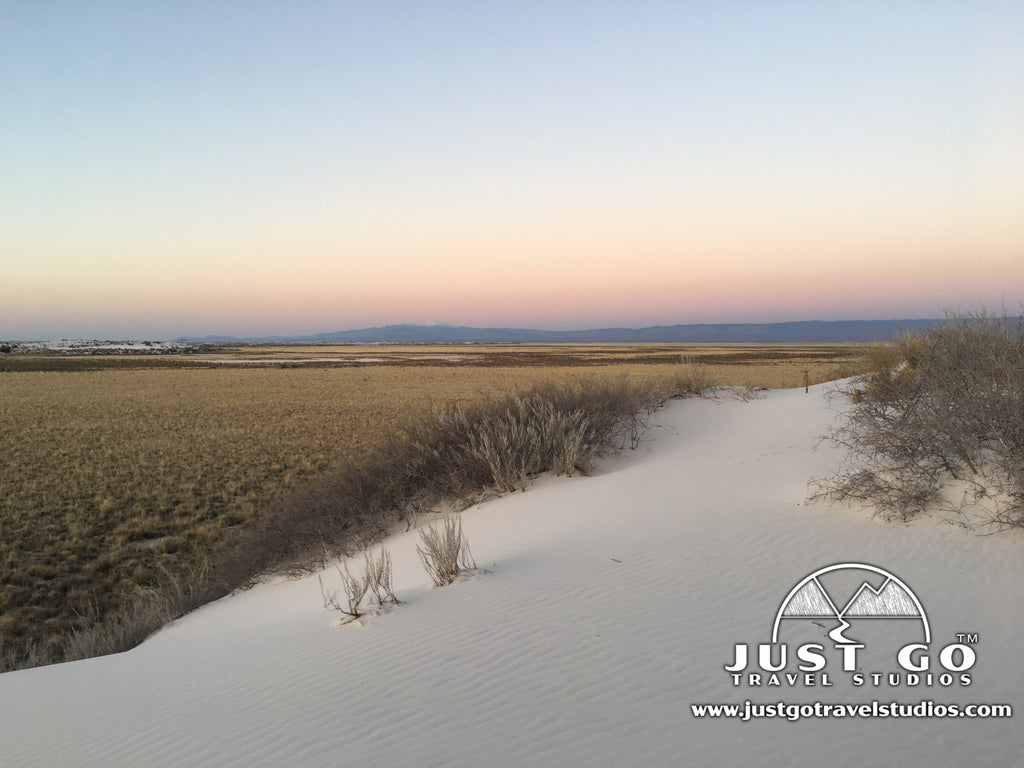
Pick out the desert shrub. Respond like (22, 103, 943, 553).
(672, 356, 718, 395)
(417, 517, 475, 587)
(319, 561, 370, 619)
(813, 312, 1024, 527)
(364, 547, 399, 606)
(319, 546, 398, 620)
(425, 393, 598, 492)
(403, 376, 682, 492)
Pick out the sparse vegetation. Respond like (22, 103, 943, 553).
(365, 547, 399, 607)
(813, 312, 1024, 528)
(62, 561, 212, 663)
(0, 343, 869, 671)
(319, 562, 371, 620)
(417, 517, 475, 587)
(319, 545, 399, 621)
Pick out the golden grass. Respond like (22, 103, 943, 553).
(0, 343, 867, 664)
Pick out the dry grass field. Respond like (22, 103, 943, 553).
(0, 343, 866, 667)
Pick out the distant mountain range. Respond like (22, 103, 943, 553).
(181, 319, 943, 344)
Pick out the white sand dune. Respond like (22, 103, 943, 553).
(3, 385, 1022, 767)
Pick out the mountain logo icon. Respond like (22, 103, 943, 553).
(771, 563, 930, 645)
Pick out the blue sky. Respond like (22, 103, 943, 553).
(2, 1, 1021, 339)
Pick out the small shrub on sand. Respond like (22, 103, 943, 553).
(365, 547, 399, 606)
(813, 312, 1024, 527)
(319, 563, 371, 620)
(320, 547, 398, 620)
(417, 517, 475, 587)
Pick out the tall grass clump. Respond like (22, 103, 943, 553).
(62, 561, 217, 662)
(813, 311, 1024, 528)
(417, 517, 476, 587)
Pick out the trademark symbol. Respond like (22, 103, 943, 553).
(956, 633, 979, 644)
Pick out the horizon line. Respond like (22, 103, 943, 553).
(5, 316, 960, 343)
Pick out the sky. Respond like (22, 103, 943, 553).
(2, 1, 1022, 340)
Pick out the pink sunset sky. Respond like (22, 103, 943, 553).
(2, 2, 1022, 340)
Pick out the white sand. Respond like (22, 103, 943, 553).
(3, 385, 1021, 767)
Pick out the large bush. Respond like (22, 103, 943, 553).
(815, 312, 1024, 527)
